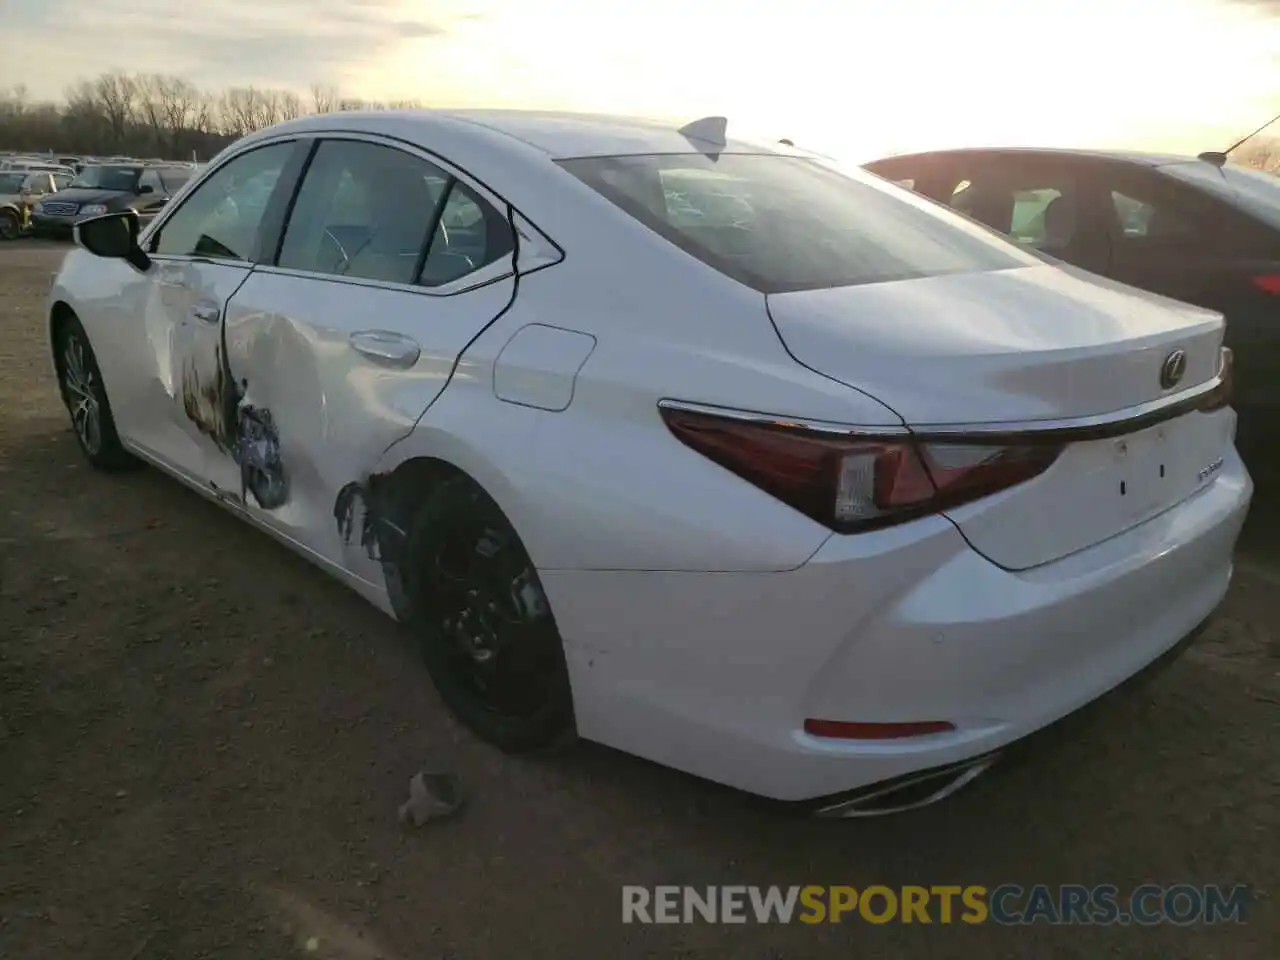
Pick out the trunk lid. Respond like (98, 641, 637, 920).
(766, 263, 1223, 425)
(766, 264, 1232, 570)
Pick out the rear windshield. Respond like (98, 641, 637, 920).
(558, 153, 1035, 294)
(1161, 161, 1280, 229)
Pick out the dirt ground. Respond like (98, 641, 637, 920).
(0, 240, 1276, 959)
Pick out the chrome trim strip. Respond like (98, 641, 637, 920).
(251, 260, 515, 298)
(144, 128, 563, 288)
(655, 398, 910, 436)
(660, 372, 1224, 442)
(908, 375, 1223, 436)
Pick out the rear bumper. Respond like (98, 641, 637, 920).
(801, 611, 1215, 816)
(542, 448, 1252, 802)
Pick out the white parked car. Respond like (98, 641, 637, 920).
(47, 110, 1251, 815)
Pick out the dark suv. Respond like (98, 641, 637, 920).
(30, 163, 193, 239)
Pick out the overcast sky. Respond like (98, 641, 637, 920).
(4, 0, 1280, 160)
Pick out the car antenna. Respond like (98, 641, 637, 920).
(1201, 108, 1280, 167)
(678, 116, 728, 159)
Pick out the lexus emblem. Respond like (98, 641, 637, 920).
(1160, 349, 1187, 390)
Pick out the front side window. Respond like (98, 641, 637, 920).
(139, 170, 164, 194)
(560, 154, 1035, 294)
(152, 142, 293, 260)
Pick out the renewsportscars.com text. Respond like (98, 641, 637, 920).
(621, 884, 1253, 926)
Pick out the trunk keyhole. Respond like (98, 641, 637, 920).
(1120, 481, 1127, 496)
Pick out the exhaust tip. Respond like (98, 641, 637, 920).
(812, 753, 1000, 819)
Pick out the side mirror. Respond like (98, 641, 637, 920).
(75, 211, 151, 272)
(138, 184, 154, 195)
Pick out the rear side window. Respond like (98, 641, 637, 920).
(278, 140, 443, 285)
(559, 154, 1034, 294)
(277, 140, 512, 287)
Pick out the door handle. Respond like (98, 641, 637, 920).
(349, 330, 421, 367)
(190, 302, 221, 325)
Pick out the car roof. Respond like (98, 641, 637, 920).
(870, 146, 1203, 168)
(258, 108, 787, 159)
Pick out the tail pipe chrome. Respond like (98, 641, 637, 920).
(812, 752, 1001, 819)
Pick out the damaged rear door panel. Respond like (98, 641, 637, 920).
(218, 135, 548, 589)
(222, 271, 516, 580)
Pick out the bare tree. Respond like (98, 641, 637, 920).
(0, 70, 429, 160)
(310, 83, 341, 114)
(1236, 140, 1280, 173)
(92, 71, 138, 144)
(278, 90, 304, 121)
(135, 74, 168, 151)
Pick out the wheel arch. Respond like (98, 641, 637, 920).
(368, 448, 541, 571)
(48, 300, 78, 397)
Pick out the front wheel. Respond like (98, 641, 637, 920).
(56, 316, 138, 471)
(0, 209, 20, 241)
(403, 477, 575, 752)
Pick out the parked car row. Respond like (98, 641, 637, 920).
(47, 111, 1250, 816)
(0, 155, 199, 241)
(0, 168, 75, 240)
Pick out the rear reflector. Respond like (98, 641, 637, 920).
(804, 719, 956, 740)
(659, 406, 1063, 533)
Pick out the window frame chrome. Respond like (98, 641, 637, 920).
(143, 129, 564, 297)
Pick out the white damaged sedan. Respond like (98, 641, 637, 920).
(47, 110, 1251, 815)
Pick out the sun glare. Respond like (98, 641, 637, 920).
(357, 0, 1280, 160)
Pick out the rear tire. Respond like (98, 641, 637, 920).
(0, 209, 20, 241)
(403, 476, 575, 752)
(55, 315, 139, 472)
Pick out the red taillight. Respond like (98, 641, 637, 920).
(659, 406, 1063, 533)
(1251, 275, 1280, 295)
(1202, 346, 1234, 412)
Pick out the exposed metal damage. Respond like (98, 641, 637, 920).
(334, 474, 412, 619)
(180, 342, 239, 453)
(179, 342, 290, 510)
(334, 479, 385, 560)
(236, 404, 289, 509)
